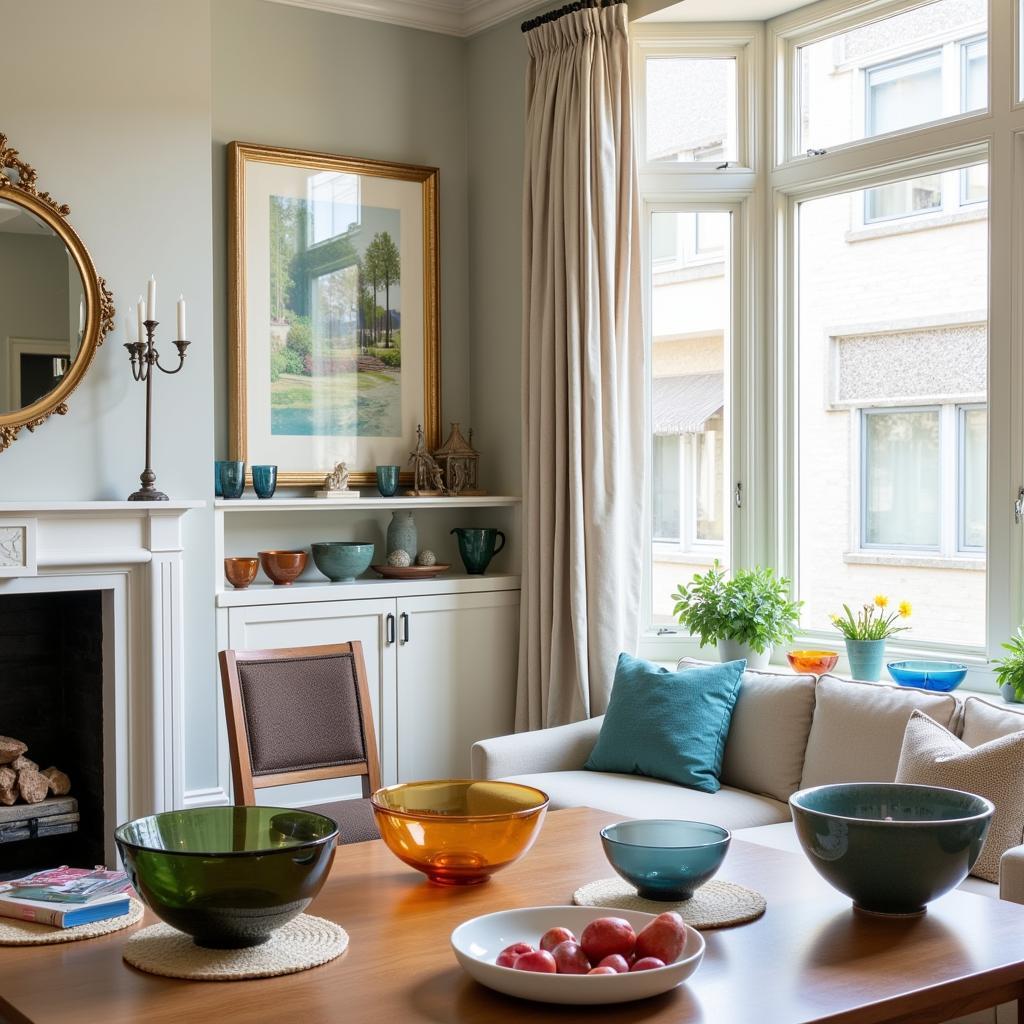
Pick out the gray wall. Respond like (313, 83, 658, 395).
(0, 0, 218, 792)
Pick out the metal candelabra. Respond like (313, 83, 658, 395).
(124, 320, 190, 501)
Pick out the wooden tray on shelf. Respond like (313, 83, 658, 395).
(371, 563, 451, 580)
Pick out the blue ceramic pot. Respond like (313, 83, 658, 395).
(790, 782, 993, 916)
(845, 638, 885, 681)
(310, 541, 375, 582)
(600, 819, 730, 901)
(219, 461, 246, 500)
(376, 465, 401, 498)
(386, 510, 417, 559)
(251, 465, 278, 500)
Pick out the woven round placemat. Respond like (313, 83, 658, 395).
(0, 897, 144, 946)
(573, 878, 766, 929)
(123, 913, 348, 981)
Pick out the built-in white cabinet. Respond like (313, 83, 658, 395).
(218, 579, 520, 807)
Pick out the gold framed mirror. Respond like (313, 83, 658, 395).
(0, 133, 114, 453)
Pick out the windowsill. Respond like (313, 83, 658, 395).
(844, 205, 987, 243)
(843, 551, 984, 571)
(652, 547, 723, 566)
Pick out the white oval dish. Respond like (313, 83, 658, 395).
(450, 905, 705, 1005)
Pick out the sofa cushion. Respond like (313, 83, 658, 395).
(799, 675, 958, 789)
(585, 654, 745, 793)
(961, 696, 1024, 747)
(679, 659, 818, 803)
(895, 709, 1024, 883)
(504, 771, 790, 830)
(732, 821, 998, 899)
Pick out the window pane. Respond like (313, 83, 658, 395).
(961, 407, 986, 549)
(646, 57, 737, 163)
(865, 174, 942, 222)
(797, 166, 988, 647)
(696, 212, 727, 254)
(798, 0, 987, 154)
(652, 212, 679, 263)
(650, 210, 731, 625)
(962, 163, 987, 204)
(863, 411, 941, 547)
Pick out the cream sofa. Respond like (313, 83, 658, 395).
(471, 666, 1024, 906)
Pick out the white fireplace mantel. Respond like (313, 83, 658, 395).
(0, 501, 203, 847)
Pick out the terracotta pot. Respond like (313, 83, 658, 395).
(258, 549, 308, 586)
(224, 556, 259, 590)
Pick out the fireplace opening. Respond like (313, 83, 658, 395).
(0, 590, 105, 879)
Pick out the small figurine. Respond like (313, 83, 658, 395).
(433, 422, 484, 496)
(315, 460, 361, 499)
(407, 425, 444, 497)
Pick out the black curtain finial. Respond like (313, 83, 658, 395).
(521, 0, 626, 33)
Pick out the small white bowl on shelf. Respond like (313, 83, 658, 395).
(450, 905, 704, 1005)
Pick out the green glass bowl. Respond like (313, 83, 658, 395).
(790, 783, 993, 916)
(115, 806, 338, 948)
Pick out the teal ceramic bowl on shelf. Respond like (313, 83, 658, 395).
(600, 820, 730, 901)
(790, 783, 993, 916)
(115, 806, 338, 948)
(311, 541, 375, 582)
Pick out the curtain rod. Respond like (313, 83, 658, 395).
(521, 0, 626, 33)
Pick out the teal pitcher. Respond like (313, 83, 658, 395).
(451, 528, 506, 575)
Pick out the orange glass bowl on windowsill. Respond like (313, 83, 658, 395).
(370, 780, 549, 886)
(787, 650, 840, 677)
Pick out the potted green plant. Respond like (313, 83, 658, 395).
(830, 596, 911, 682)
(672, 561, 802, 670)
(993, 626, 1024, 704)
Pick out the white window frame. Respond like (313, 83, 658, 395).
(638, 0, 1024, 686)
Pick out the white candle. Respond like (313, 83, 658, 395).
(137, 296, 145, 342)
(176, 294, 187, 341)
(78, 297, 85, 335)
(124, 316, 135, 344)
(146, 275, 156, 322)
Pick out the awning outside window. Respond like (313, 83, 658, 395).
(653, 372, 724, 435)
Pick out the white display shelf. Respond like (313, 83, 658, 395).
(216, 572, 522, 607)
(215, 495, 521, 512)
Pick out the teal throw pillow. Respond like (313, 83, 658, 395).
(584, 653, 746, 793)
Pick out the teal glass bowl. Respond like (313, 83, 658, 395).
(600, 820, 731, 901)
(311, 541, 375, 582)
(115, 806, 338, 948)
(790, 783, 993, 916)
(887, 660, 968, 692)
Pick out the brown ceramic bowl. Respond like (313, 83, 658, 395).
(258, 550, 308, 586)
(224, 556, 259, 590)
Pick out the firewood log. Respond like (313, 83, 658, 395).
(17, 768, 49, 804)
(0, 766, 16, 806)
(41, 767, 71, 796)
(11, 754, 38, 772)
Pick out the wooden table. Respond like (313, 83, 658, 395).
(3, 806, 1024, 1024)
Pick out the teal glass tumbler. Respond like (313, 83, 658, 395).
(376, 465, 401, 497)
(251, 464, 278, 500)
(214, 460, 229, 497)
(220, 461, 246, 500)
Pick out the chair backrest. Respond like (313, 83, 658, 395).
(218, 641, 381, 805)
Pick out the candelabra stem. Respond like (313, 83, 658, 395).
(127, 321, 169, 502)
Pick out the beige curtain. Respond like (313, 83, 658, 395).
(516, 0, 645, 730)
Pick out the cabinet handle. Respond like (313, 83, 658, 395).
(400, 612, 409, 644)
(386, 613, 395, 645)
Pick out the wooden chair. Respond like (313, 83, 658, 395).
(218, 641, 382, 844)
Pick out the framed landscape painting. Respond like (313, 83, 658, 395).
(228, 141, 441, 487)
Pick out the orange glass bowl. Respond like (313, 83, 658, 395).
(787, 650, 840, 676)
(258, 549, 307, 586)
(370, 780, 549, 886)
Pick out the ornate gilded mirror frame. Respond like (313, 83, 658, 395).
(0, 133, 114, 453)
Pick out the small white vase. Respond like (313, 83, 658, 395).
(717, 639, 771, 671)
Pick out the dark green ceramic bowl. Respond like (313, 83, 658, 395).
(790, 783, 993, 916)
(115, 806, 339, 948)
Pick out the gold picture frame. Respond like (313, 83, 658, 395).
(227, 141, 441, 487)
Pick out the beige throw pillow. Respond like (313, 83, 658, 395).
(895, 709, 1024, 883)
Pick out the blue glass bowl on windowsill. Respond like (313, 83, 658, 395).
(886, 660, 968, 692)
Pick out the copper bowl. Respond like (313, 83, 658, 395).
(258, 550, 308, 586)
(224, 556, 259, 590)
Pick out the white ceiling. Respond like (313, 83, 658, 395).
(262, 0, 543, 37)
(641, 0, 808, 21)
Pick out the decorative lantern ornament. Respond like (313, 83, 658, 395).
(433, 423, 484, 496)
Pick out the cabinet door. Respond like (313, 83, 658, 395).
(225, 599, 398, 802)
(395, 590, 519, 781)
